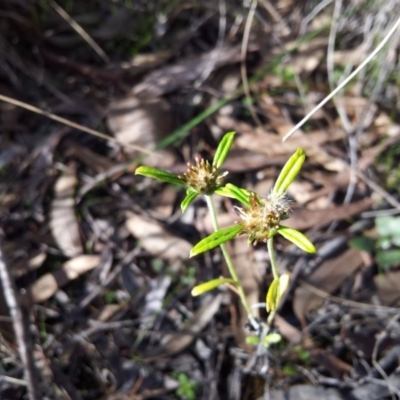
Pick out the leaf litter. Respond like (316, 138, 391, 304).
(1, 1, 400, 399)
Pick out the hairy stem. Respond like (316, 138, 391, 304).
(205, 195, 255, 320)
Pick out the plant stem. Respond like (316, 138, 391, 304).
(205, 195, 255, 320)
(267, 237, 279, 280)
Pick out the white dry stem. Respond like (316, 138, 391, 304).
(283, 16, 400, 142)
(0, 246, 41, 400)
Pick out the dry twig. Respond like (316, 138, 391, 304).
(0, 245, 41, 400)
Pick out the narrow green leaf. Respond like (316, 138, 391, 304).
(181, 190, 198, 212)
(266, 278, 279, 312)
(277, 272, 290, 300)
(191, 278, 236, 296)
(266, 274, 290, 313)
(215, 183, 251, 207)
(273, 148, 305, 196)
(212, 131, 236, 169)
(190, 225, 244, 257)
(135, 166, 186, 186)
(277, 226, 316, 253)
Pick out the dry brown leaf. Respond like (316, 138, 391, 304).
(146, 294, 222, 358)
(106, 96, 175, 167)
(11, 251, 47, 278)
(374, 271, 400, 306)
(310, 349, 353, 379)
(218, 116, 345, 172)
(20, 255, 100, 305)
(50, 163, 83, 258)
(274, 315, 304, 344)
(125, 212, 192, 260)
(286, 198, 375, 231)
(132, 45, 256, 98)
(293, 249, 363, 322)
(64, 141, 114, 173)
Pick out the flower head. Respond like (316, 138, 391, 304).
(236, 191, 291, 245)
(179, 157, 228, 195)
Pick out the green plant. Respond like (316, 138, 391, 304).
(175, 373, 198, 400)
(135, 132, 316, 331)
(350, 215, 400, 271)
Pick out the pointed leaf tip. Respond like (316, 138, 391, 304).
(212, 131, 236, 169)
(273, 148, 306, 196)
(277, 226, 316, 253)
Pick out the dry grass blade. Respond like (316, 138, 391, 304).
(283, 16, 400, 141)
(49, 0, 109, 63)
(0, 93, 154, 155)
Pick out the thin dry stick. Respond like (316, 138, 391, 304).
(371, 321, 400, 400)
(0, 93, 154, 156)
(50, 0, 110, 63)
(283, 16, 400, 142)
(356, 170, 400, 210)
(241, 0, 264, 129)
(195, 0, 226, 87)
(258, 0, 290, 35)
(299, 279, 400, 313)
(0, 245, 41, 400)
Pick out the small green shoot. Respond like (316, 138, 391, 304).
(175, 373, 198, 400)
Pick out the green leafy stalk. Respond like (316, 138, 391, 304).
(203, 195, 255, 320)
(135, 166, 186, 186)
